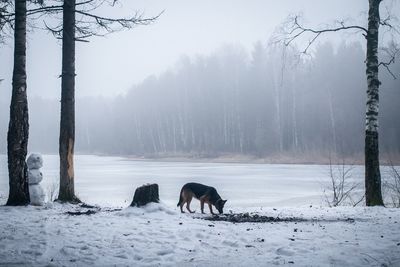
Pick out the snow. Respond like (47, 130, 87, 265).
(0, 204, 399, 266)
(0, 155, 399, 266)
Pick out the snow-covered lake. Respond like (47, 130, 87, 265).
(0, 154, 364, 208)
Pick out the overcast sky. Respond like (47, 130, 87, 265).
(0, 0, 373, 98)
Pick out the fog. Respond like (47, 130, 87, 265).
(1, 0, 399, 159)
(0, 0, 369, 98)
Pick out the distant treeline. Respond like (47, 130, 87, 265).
(0, 42, 399, 157)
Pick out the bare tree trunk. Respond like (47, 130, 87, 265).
(133, 114, 142, 152)
(58, 0, 79, 202)
(234, 78, 243, 153)
(291, 74, 298, 152)
(327, 87, 337, 155)
(150, 128, 157, 153)
(177, 111, 185, 148)
(172, 117, 177, 153)
(272, 66, 283, 153)
(365, 0, 384, 206)
(6, 0, 30, 206)
(223, 111, 228, 146)
(190, 121, 195, 148)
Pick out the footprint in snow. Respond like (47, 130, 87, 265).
(222, 240, 239, 247)
(114, 254, 128, 259)
(156, 248, 174, 256)
(276, 247, 295, 256)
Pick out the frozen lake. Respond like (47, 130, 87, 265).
(0, 155, 365, 208)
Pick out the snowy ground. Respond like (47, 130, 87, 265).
(0, 203, 399, 266)
(0, 155, 399, 266)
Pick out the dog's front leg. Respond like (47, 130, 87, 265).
(186, 201, 195, 213)
(208, 204, 216, 215)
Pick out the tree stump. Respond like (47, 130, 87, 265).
(130, 183, 159, 207)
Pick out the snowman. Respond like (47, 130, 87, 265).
(27, 153, 46, 206)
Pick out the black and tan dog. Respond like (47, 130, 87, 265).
(177, 182, 227, 214)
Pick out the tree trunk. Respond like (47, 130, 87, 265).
(327, 87, 337, 155)
(130, 184, 159, 207)
(365, 0, 384, 206)
(272, 64, 283, 153)
(58, 0, 79, 202)
(6, 0, 30, 206)
(291, 74, 299, 152)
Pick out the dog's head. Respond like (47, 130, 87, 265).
(216, 199, 227, 214)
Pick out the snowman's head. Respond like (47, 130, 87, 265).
(27, 153, 43, 169)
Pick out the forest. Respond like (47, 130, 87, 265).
(1, 41, 399, 159)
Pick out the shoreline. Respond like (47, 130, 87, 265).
(1, 153, 399, 165)
(122, 152, 400, 165)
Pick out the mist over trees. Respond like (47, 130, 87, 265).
(1, 41, 399, 158)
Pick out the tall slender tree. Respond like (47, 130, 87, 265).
(276, 0, 399, 206)
(58, 0, 78, 202)
(6, 0, 30, 205)
(364, 0, 384, 206)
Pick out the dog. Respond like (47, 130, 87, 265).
(177, 182, 227, 215)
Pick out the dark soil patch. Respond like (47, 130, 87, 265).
(66, 210, 97, 216)
(203, 212, 355, 224)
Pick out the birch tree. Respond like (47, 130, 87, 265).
(276, 0, 399, 206)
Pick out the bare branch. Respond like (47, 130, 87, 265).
(1, 3, 64, 25)
(383, 159, 400, 207)
(324, 156, 360, 207)
(76, 9, 160, 27)
(351, 195, 365, 207)
(275, 15, 367, 55)
(26, 5, 64, 17)
(43, 20, 62, 39)
(378, 42, 399, 79)
(2, 1, 162, 41)
(379, 2, 400, 36)
(0, 1, 13, 43)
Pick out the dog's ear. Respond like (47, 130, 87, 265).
(223, 200, 227, 205)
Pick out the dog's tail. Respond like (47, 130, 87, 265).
(177, 187, 184, 207)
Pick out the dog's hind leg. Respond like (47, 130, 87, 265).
(179, 192, 186, 213)
(186, 196, 195, 213)
(200, 196, 205, 214)
(180, 202, 185, 213)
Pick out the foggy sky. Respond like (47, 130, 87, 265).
(0, 0, 371, 99)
